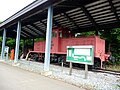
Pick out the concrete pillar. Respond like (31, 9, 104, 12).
(14, 21, 21, 63)
(1, 29, 6, 60)
(44, 6, 53, 71)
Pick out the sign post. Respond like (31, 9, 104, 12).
(61, 60, 64, 72)
(85, 64, 88, 79)
(66, 46, 94, 79)
(69, 62, 72, 75)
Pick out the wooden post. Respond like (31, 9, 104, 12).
(69, 62, 72, 75)
(61, 61, 64, 72)
(85, 64, 88, 79)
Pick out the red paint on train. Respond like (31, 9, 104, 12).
(33, 28, 106, 62)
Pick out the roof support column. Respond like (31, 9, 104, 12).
(14, 21, 21, 63)
(32, 39, 34, 51)
(44, 5, 53, 71)
(1, 29, 6, 60)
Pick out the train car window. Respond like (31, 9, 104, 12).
(63, 33, 69, 38)
(59, 32, 62, 38)
(52, 32, 57, 38)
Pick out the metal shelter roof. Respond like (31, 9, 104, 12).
(0, 0, 120, 39)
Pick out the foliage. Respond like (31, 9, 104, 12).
(75, 31, 96, 37)
(75, 28, 120, 63)
(100, 28, 120, 61)
(6, 38, 15, 49)
(35, 38, 45, 42)
(79, 31, 96, 36)
(0, 37, 2, 51)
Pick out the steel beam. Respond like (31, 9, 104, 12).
(14, 21, 21, 63)
(44, 6, 53, 71)
(1, 29, 6, 60)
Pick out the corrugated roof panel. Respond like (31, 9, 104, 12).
(56, 18, 68, 22)
(95, 16, 116, 22)
(68, 11, 83, 16)
(114, 3, 120, 7)
(58, 20, 70, 24)
(117, 11, 120, 14)
(59, 22, 74, 25)
(35, 23, 42, 26)
(116, 7, 120, 10)
(89, 6, 111, 14)
(35, 25, 45, 30)
(85, 0, 107, 8)
(91, 10, 112, 16)
(87, 2, 109, 11)
(93, 13, 114, 19)
(70, 14, 85, 19)
(74, 18, 89, 23)
(22, 26, 38, 36)
(66, 8, 81, 14)
(34, 23, 45, 28)
(54, 16, 65, 20)
(13, 30, 27, 38)
(27, 25, 43, 35)
(69, 26, 77, 29)
(34, 21, 40, 24)
(112, 0, 120, 3)
(77, 21, 91, 25)
(72, 16, 88, 21)
(39, 26, 46, 30)
(63, 24, 74, 27)
(78, 23, 92, 27)
(97, 18, 117, 24)
(97, 20, 117, 26)
(21, 31, 30, 37)
(42, 19, 47, 22)
(53, 14, 61, 18)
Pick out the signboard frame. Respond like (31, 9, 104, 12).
(4, 46, 9, 60)
(66, 45, 94, 65)
(5, 46, 9, 53)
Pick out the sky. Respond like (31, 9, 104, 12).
(0, 0, 35, 21)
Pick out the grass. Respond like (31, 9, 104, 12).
(105, 65, 120, 71)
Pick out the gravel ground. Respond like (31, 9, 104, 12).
(1, 59, 120, 90)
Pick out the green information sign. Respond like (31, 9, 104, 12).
(66, 46, 94, 65)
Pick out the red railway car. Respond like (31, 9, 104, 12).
(26, 28, 109, 68)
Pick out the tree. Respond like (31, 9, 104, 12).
(100, 28, 120, 63)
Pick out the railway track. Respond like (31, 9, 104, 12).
(72, 67, 120, 76)
(52, 63, 120, 75)
(28, 60, 120, 76)
(91, 69, 120, 76)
